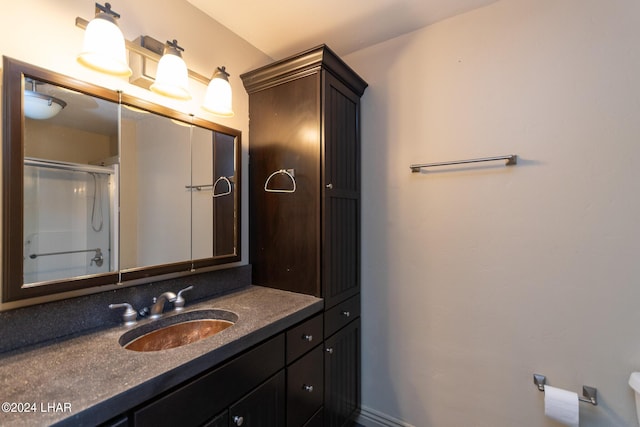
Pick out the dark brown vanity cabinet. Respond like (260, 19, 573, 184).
(133, 335, 286, 427)
(99, 313, 328, 427)
(242, 45, 367, 426)
(286, 314, 324, 426)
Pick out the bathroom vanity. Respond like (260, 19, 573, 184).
(0, 285, 323, 426)
(0, 44, 366, 427)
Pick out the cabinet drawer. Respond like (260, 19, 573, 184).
(286, 313, 323, 363)
(324, 295, 360, 338)
(287, 346, 324, 427)
(134, 334, 284, 427)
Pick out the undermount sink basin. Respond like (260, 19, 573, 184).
(119, 309, 238, 352)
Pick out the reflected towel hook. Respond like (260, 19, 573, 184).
(264, 169, 296, 193)
(212, 176, 232, 198)
(533, 374, 598, 406)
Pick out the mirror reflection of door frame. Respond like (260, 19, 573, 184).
(191, 117, 241, 271)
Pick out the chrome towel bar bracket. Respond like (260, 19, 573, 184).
(533, 373, 598, 406)
(410, 154, 517, 173)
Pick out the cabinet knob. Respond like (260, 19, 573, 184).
(325, 347, 334, 354)
(326, 183, 333, 189)
(303, 384, 314, 393)
(233, 415, 244, 426)
(342, 310, 351, 318)
(302, 334, 313, 342)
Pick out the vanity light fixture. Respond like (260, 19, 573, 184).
(150, 39, 192, 100)
(75, 12, 233, 112)
(77, 2, 132, 77)
(202, 66, 234, 117)
(24, 79, 67, 120)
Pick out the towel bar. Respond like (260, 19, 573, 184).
(410, 154, 517, 173)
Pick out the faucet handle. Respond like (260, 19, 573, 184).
(174, 285, 194, 311)
(109, 303, 137, 326)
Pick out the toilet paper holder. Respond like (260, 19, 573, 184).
(533, 374, 598, 406)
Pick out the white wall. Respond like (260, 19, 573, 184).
(345, 0, 640, 425)
(0, 0, 272, 290)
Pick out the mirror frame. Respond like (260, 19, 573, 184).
(2, 57, 242, 304)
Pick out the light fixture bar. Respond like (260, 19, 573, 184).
(75, 17, 210, 86)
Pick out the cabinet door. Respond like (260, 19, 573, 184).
(249, 73, 321, 296)
(324, 319, 360, 427)
(322, 71, 361, 309)
(287, 346, 324, 427)
(228, 371, 286, 427)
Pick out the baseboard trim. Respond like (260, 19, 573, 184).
(355, 405, 414, 427)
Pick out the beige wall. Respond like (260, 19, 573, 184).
(25, 120, 115, 164)
(345, 0, 640, 425)
(0, 0, 272, 282)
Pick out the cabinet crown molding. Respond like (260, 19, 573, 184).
(240, 44, 368, 96)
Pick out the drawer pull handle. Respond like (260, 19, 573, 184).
(233, 415, 244, 426)
(342, 311, 351, 318)
(303, 384, 314, 392)
(302, 334, 313, 342)
(326, 183, 333, 189)
(326, 347, 334, 354)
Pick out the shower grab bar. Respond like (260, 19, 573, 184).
(29, 248, 104, 267)
(410, 154, 517, 172)
(533, 374, 598, 406)
(264, 169, 296, 193)
(212, 176, 232, 198)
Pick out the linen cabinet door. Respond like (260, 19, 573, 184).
(248, 73, 322, 297)
(322, 71, 362, 309)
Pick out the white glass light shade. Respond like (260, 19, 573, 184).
(150, 52, 191, 100)
(202, 69, 234, 117)
(24, 91, 67, 120)
(77, 15, 132, 77)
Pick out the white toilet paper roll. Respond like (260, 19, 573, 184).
(544, 385, 579, 427)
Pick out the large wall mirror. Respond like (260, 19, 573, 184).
(2, 57, 241, 305)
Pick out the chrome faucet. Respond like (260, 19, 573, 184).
(150, 292, 177, 319)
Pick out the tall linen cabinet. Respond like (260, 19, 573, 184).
(241, 45, 367, 426)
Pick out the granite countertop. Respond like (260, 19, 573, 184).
(0, 285, 323, 427)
